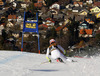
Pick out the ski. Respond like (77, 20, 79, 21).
(74, 56, 90, 59)
(72, 60, 77, 62)
(40, 61, 51, 64)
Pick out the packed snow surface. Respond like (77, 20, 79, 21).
(0, 50, 100, 76)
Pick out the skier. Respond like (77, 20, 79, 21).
(46, 39, 73, 63)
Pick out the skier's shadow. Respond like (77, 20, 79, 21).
(29, 69, 58, 72)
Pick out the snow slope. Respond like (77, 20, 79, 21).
(0, 50, 100, 76)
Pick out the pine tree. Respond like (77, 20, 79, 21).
(27, 2, 35, 13)
(2, 29, 7, 41)
(46, 0, 53, 7)
(51, 27, 57, 38)
(68, 17, 79, 44)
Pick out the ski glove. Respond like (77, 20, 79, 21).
(49, 59, 51, 62)
(64, 50, 66, 55)
(46, 57, 51, 62)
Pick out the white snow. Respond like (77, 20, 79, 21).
(0, 50, 100, 76)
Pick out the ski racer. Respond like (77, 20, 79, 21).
(46, 39, 73, 63)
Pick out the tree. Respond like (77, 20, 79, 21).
(45, 0, 53, 7)
(16, 3, 21, 9)
(40, 37, 49, 53)
(68, 17, 79, 44)
(58, 0, 70, 5)
(46, 30, 51, 38)
(46, 28, 57, 39)
(2, 29, 7, 41)
(4, 1, 10, 7)
(56, 31, 71, 50)
(95, 33, 100, 42)
(59, 29, 64, 37)
(0, 36, 4, 49)
(27, 3, 35, 13)
(51, 27, 57, 38)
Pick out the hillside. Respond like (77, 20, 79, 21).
(0, 51, 100, 76)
